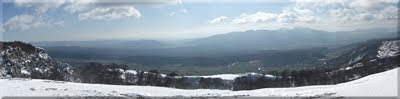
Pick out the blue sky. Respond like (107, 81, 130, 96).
(1, 0, 398, 42)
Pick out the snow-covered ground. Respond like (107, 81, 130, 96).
(185, 74, 240, 80)
(0, 68, 398, 97)
(185, 72, 274, 80)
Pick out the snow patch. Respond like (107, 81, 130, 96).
(186, 73, 274, 80)
(377, 40, 400, 58)
(121, 70, 138, 79)
(186, 74, 240, 80)
(38, 53, 49, 60)
(348, 52, 367, 65)
(340, 63, 364, 71)
(125, 70, 137, 75)
(21, 69, 31, 75)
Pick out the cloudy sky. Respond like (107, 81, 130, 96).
(1, 0, 398, 41)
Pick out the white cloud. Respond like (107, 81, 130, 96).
(11, 0, 183, 21)
(209, 16, 229, 24)
(62, 0, 183, 12)
(53, 21, 65, 28)
(231, 5, 317, 24)
(0, 24, 5, 33)
(230, 0, 398, 31)
(79, 6, 141, 20)
(181, 9, 188, 13)
(349, 0, 398, 11)
(14, 0, 65, 14)
(184, 0, 289, 4)
(89, 0, 183, 4)
(63, 0, 96, 13)
(168, 8, 188, 16)
(292, 0, 398, 23)
(232, 12, 278, 24)
(3, 15, 45, 31)
(3, 15, 67, 32)
(65, 0, 182, 20)
(168, 12, 176, 16)
(63, 0, 143, 20)
(4, 0, 183, 32)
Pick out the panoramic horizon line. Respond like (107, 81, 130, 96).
(13, 26, 394, 42)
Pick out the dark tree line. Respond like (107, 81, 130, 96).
(71, 55, 398, 91)
(74, 62, 128, 84)
(232, 56, 399, 90)
(8, 54, 395, 91)
(73, 62, 231, 89)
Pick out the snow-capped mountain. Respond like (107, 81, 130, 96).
(0, 41, 74, 81)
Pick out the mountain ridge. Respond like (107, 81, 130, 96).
(32, 28, 396, 56)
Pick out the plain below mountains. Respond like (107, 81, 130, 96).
(33, 27, 396, 57)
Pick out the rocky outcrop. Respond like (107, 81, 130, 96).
(0, 41, 74, 81)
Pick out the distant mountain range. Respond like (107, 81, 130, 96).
(188, 27, 396, 51)
(32, 28, 396, 56)
(33, 40, 166, 49)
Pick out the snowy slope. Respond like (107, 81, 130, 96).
(0, 68, 398, 97)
